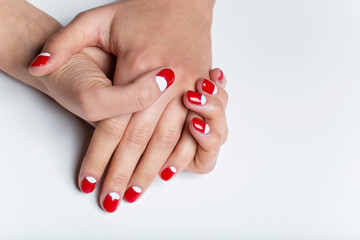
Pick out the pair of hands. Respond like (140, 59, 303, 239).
(29, 0, 228, 212)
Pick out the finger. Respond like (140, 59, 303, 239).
(99, 101, 166, 212)
(161, 69, 228, 176)
(209, 68, 227, 88)
(159, 111, 198, 180)
(123, 99, 187, 200)
(185, 116, 222, 173)
(78, 115, 131, 194)
(29, 8, 113, 76)
(196, 77, 228, 107)
(76, 67, 175, 122)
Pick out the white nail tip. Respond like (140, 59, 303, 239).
(204, 124, 210, 134)
(155, 76, 167, 92)
(38, 52, 51, 57)
(213, 85, 218, 95)
(132, 186, 142, 193)
(109, 192, 120, 200)
(201, 95, 207, 105)
(170, 166, 177, 173)
(86, 176, 97, 184)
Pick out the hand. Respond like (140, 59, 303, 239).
(34, 47, 174, 122)
(80, 68, 228, 212)
(29, 0, 215, 212)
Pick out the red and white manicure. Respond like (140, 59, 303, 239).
(187, 91, 207, 105)
(160, 166, 177, 181)
(192, 117, 210, 134)
(103, 192, 121, 213)
(155, 68, 175, 92)
(124, 186, 142, 203)
(80, 176, 97, 194)
(30, 52, 50, 67)
(202, 79, 218, 95)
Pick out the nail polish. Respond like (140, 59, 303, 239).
(192, 117, 210, 134)
(124, 186, 142, 203)
(155, 68, 175, 92)
(187, 91, 206, 105)
(80, 176, 97, 194)
(218, 70, 224, 83)
(30, 52, 50, 67)
(160, 166, 177, 181)
(202, 79, 218, 95)
(103, 192, 120, 213)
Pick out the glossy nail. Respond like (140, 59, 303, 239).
(187, 91, 206, 105)
(202, 79, 218, 95)
(103, 192, 120, 213)
(30, 52, 50, 67)
(124, 186, 142, 203)
(155, 68, 175, 92)
(160, 166, 177, 181)
(80, 176, 97, 194)
(218, 70, 225, 83)
(192, 117, 210, 134)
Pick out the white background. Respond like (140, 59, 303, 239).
(1, 0, 360, 239)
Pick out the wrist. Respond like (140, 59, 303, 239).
(0, 0, 62, 94)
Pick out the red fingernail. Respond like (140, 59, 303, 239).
(187, 91, 206, 105)
(160, 166, 177, 181)
(30, 53, 50, 67)
(218, 70, 225, 83)
(156, 68, 175, 92)
(80, 176, 97, 194)
(103, 192, 120, 213)
(192, 117, 210, 134)
(202, 79, 218, 95)
(124, 186, 142, 203)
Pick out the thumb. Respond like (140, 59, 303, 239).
(29, 11, 111, 76)
(81, 68, 175, 121)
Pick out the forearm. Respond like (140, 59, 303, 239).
(0, 0, 61, 94)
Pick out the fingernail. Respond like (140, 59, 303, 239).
(80, 176, 97, 194)
(103, 192, 120, 213)
(192, 117, 210, 134)
(160, 166, 177, 181)
(187, 91, 206, 105)
(202, 79, 218, 95)
(218, 70, 225, 83)
(30, 52, 50, 67)
(124, 186, 142, 203)
(155, 68, 175, 92)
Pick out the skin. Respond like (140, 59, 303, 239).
(0, 0, 228, 212)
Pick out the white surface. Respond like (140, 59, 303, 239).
(1, 0, 360, 239)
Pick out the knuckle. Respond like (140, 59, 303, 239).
(134, 86, 152, 110)
(76, 91, 98, 121)
(194, 157, 217, 174)
(211, 100, 225, 117)
(156, 128, 179, 146)
(222, 90, 229, 106)
(100, 117, 124, 138)
(109, 174, 128, 185)
(125, 128, 149, 148)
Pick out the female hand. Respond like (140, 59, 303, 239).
(29, 0, 216, 212)
(79, 68, 228, 212)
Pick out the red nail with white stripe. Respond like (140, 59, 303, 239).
(202, 79, 218, 95)
(155, 68, 175, 92)
(103, 192, 120, 213)
(124, 186, 142, 203)
(80, 176, 97, 194)
(30, 52, 50, 67)
(187, 91, 206, 105)
(160, 166, 177, 181)
(192, 117, 210, 134)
